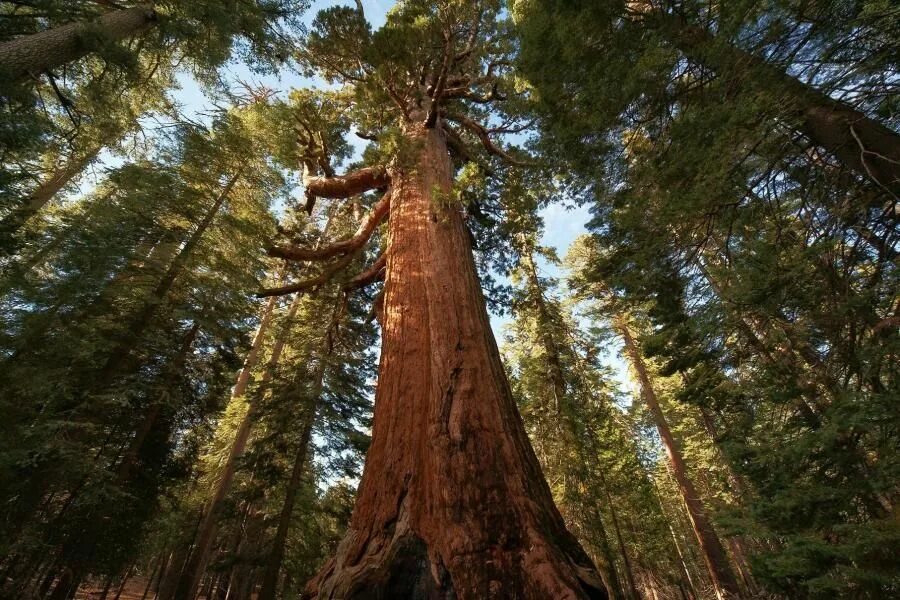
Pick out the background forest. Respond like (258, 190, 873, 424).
(0, 1, 897, 599)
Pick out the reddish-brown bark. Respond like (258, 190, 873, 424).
(304, 122, 606, 599)
(615, 317, 740, 599)
(303, 166, 390, 213)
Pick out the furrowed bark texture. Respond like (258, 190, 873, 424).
(616, 318, 740, 599)
(305, 123, 606, 599)
(0, 5, 158, 82)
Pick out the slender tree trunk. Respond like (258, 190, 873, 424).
(648, 478, 698, 600)
(97, 171, 239, 383)
(595, 469, 640, 600)
(0, 5, 158, 82)
(140, 559, 161, 600)
(42, 322, 200, 598)
(257, 369, 322, 600)
(0, 148, 101, 240)
(653, 12, 900, 196)
(170, 294, 302, 600)
(112, 564, 133, 600)
(115, 321, 201, 482)
(305, 122, 606, 598)
(157, 510, 204, 600)
(615, 316, 741, 599)
(232, 296, 278, 399)
(520, 249, 626, 600)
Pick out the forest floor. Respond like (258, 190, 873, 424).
(75, 576, 151, 599)
(74, 576, 258, 599)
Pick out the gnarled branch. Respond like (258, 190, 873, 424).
(270, 191, 391, 262)
(442, 122, 495, 176)
(303, 165, 390, 214)
(444, 112, 535, 167)
(257, 250, 358, 298)
(343, 251, 387, 291)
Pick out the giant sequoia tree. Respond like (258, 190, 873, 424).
(254, 1, 607, 597)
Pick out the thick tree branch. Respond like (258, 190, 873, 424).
(442, 122, 495, 176)
(425, 32, 454, 128)
(303, 165, 389, 214)
(257, 251, 358, 298)
(444, 112, 535, 167)
(270, 191, 391, 261)
(343, 251, 387, 291)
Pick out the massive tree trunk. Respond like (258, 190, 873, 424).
(169, 294, 302, 600)
(615, 316, 741, 599)
(651, 12, 900, 197)
(0, 5, 158, 82)
(305, 122, 606, 599)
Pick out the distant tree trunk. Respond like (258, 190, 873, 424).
(98, 170, 240, 383)
(0, 147, 101, 241)
(170, 294, 302, 600)
(652, 12, 900, 196)
(305, 122, 606, 598)
(615, 316, 741, 599)
(518, 247, 626, 600)
(157, 510, 204, 600)
(44, 322, 201, 599)
(139, 558, 161, 600)
(114, 321, 202, 482)
(0, 5, 158, 82)
(257, 353, 325, 600)
(595, 469, 640, 600)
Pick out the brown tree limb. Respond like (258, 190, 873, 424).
(270, 191, 391, 262)
(425, 31, 454, 128)
(343, 251, 387, 291)
(444, 111, 535, 167)
(442, 122, 495, 176)
(443, 83, 505, 103)
(303, 165, 390, 214)
(257, 251, 358, 298)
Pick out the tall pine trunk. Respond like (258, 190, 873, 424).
(0, 147, 100, 245)
(0, 5, 158, 82)
(615, 316, 741, 599)
(520, 248, 626, 600)
(257, 356, 324, 600)
(653, 13, 900, 196)
(305, 122, 606, 599)
(169, 294, 302, 600)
